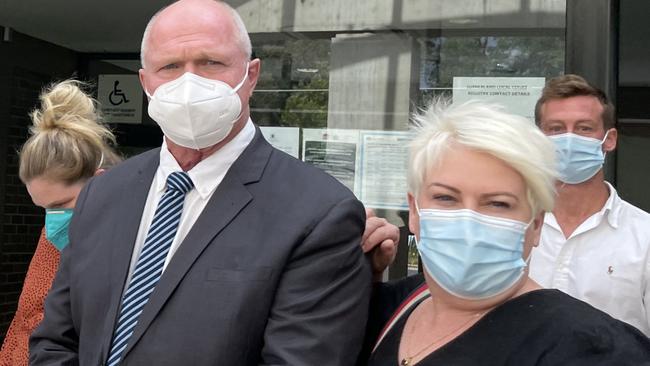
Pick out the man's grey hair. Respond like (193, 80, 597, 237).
(140, 0, 252, 69)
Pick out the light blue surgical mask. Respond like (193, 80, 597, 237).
(416, 208, 529, 300)
(549, 132, 609, 184)
(45, 209, 73, 251)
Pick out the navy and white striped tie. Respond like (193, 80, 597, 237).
(106, 171, 194, 366)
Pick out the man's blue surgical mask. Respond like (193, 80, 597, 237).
(550, 132, 609, 184)
(45, 209, 73, 251)
(416, 208, 529, 300)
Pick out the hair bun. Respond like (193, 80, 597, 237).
(20, 79, 119, 185)
(31, 80, 98, 133)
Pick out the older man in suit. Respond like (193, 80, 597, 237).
(30, 0, 372, 364)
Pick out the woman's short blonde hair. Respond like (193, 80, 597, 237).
(19, 79, 122, 185)
(408, 99, 557, 215)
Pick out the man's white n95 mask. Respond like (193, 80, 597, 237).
(146, 64, 248, 149)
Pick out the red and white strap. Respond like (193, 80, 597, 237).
(371, 283, 431, 353)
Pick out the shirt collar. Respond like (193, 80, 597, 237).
(602, 181, 622, 228)
(156, 119, 256, 198)
(543, 181, 622, 231)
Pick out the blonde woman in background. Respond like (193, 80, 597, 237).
(0, 80, 121, 365)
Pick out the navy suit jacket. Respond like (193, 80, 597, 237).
(30, 127, 371, 365)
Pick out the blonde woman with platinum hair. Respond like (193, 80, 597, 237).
(407, 100, 557, 216)
(363, 99, 650, 366)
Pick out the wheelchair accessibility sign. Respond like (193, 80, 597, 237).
(98, 74, 143, 124)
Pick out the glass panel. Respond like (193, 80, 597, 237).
(617, 1, 650, 212)
(417, 35, 565, 105)
(245, 1, 567, 279)
(252, 38, 331, 129)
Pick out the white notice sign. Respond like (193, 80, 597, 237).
(98, 74, 143, 124)
(452, 77, 545, 119)
(260, 126, 300, 158)
(359, 131, 412, 210)
(302, 129, 360, 196)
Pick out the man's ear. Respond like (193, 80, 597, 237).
(603, 128, 617, 153)
(139, 68, 151, 98)
(94, 168, 107, 176)
(245, 58, 261, 98)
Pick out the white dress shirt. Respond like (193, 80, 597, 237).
(125, 120, 255, 284)
(530, 182, 650, 335)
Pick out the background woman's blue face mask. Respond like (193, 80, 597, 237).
(45, 209, 73, 251)
(549, 132, 608, 184)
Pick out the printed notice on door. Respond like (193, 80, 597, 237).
(452, 77, 545, 119)
(359, 131, 412, 210)
(302, 129, 360, 195)
(260, 126, 300, 159)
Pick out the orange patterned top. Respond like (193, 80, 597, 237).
(0, 229, 60, 366)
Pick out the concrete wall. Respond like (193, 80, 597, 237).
(327, 32, 413, 130)
(237, 0, 566, 33)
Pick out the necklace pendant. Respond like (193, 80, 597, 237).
(401, 357, 411, 366)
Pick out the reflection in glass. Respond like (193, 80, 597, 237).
(407, 234, 420, 276)
(251, 39, 331, 129)
(417, 35, 565, 106)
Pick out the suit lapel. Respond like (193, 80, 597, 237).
(99, 149, 160, 361)
(122, 127, 273, 358)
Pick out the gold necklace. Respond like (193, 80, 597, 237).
(400, 311, 484, 366)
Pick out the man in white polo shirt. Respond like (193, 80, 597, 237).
(530, 74, 650, 336)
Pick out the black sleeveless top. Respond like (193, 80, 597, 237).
(363, 275, 650, 366)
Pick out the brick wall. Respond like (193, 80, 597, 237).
(0, 29, 78, 342)
(0, 69, 52, 338)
